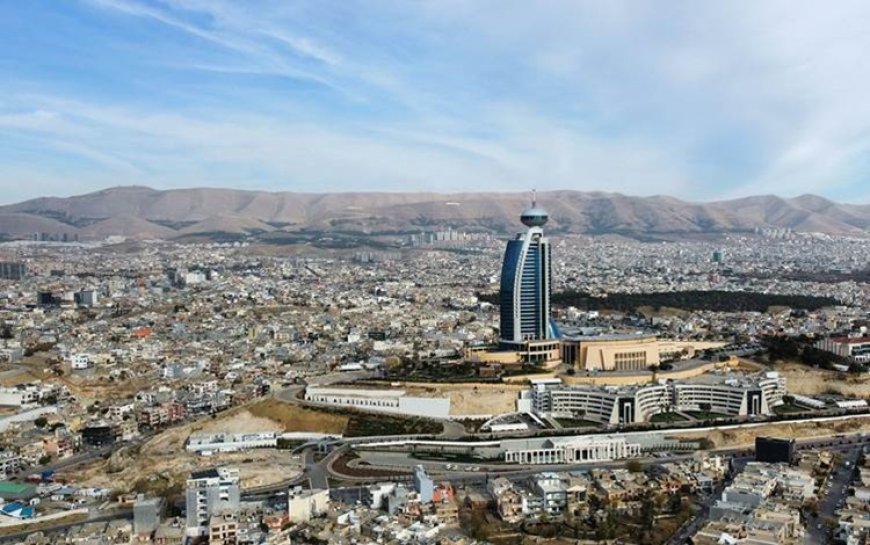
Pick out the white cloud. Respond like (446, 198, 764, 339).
(3, 1, 870, 203)
(0, 93, 693, 199)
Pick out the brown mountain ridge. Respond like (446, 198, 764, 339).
(0, 185, 867, 241)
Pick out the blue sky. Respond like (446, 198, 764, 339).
(1, 0, 869, 204)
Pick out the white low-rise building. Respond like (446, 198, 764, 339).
(287, 487, 330, 523)
(504, 434, 642, 464)
(835, 399, 868, 409)
(304, 387, 450, 419)
(815, 336, 870, 364)
(186, 432, 279, 455)
(69, 354, 92, 370)
(0, 451, 24, 477)
(792, 394, 826, 409)
(0, 386, 41, 407)
(0, 406, 58, 432)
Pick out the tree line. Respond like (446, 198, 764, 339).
(478, 289, 839, 313)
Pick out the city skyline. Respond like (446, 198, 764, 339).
(3, 1, 870, 203)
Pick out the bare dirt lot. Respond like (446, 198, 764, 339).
(70, 404, 307, 493)
(73, 443, 301, 493)
(405, 384, 520, 416)
(0, 367, 41, 386)
(247, 398, 348, 434)
(674, 417, 870, 449)
(775, 362, 870, 397)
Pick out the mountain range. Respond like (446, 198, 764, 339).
(0, 186, 868, 242)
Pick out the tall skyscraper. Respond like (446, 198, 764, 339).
(499, 195, 559, 355)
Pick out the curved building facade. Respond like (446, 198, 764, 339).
(499, 235, 551, 342)
(499, 198, 558, 360)
(522, 372, 786, 424)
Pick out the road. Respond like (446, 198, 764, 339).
(667, 458, 749, 545)
(347, 449, 699, 480)
(666, 439, 869, 545)
(0, 509, 133, 544)
(8, 444, 114, 482)
(338, 434, 869, 481)
(304, 447, 329, 490)
(805, 445, 861, 544)
(242, 445, 340, 499)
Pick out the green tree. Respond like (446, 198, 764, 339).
(626, 459, 643, 473)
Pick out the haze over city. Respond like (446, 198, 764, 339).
(3, 1, 870, 202)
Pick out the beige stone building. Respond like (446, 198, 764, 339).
(561, 335, 722, 372)
(561, 335, 661, 371)
(464, 339, 562, 367)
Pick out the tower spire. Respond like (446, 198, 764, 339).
(531, 188, 537, 207)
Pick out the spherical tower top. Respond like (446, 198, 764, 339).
(520, 206, 549, 227)
(520, 189, 548, 227)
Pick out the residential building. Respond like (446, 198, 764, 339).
(185, 467, 240, 537)
(133, 495, 162, 539)
(287, 487, 330, 523)
(815, 335, 870, 363)
(413, 465, 434, 503)
(209, 512, 239, 545)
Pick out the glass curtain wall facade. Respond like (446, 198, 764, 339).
(499, 233, 551, 343)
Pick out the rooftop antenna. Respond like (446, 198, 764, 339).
(531, 189, 537, 207)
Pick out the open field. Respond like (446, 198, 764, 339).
(69, 404, 307, 493)
(0, 367, 41, 386)
(348, 380, 521, 416)
(71, 440, 302, 493)
(402, 385, 520, 416)
(674, 417, 870, 449)
(247, 398, 348, 434)
(775, 362, 870, 397)
(69, 395, 442, 494)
